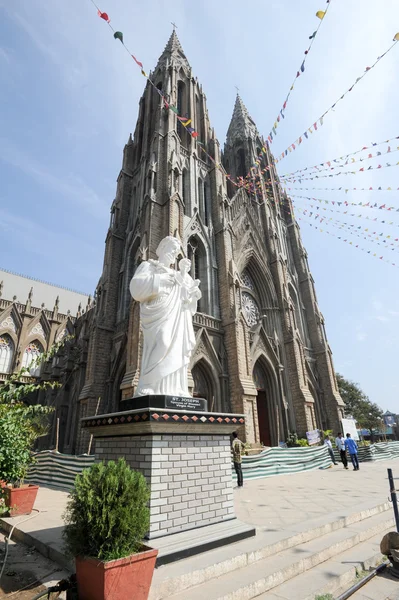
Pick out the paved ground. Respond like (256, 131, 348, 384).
(235, 460, 392, 529)
(0, 532, 67, 599)
(350, 567, 399, 599)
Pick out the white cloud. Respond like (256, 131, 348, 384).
(0, 47, 10, 63)
(375, 315, 389, 322)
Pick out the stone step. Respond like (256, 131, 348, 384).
(257, 528, 390, 600)
(163, 510, 394, 600)
(150, 501, 390, 600)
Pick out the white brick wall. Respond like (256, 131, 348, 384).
(96, 433, 235, 538)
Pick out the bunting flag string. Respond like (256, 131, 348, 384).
(265, 1, 332, 143)
(288, 193, 399, 215)
(297, 215, 398, 268)
(274, 36, 399, 164)
(279, 135, 399, 178)
(293, 206, 399, 249)
(285, 185, 399, 193)
(291, 200, 399, 229)
(281, 158, 399, 183)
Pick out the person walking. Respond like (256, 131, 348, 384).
(335, 432, 349, 469)
(324, 435, 338, 465)
(232, 431, 244, 487)
(345, 433, 360, 470)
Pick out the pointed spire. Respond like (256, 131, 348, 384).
(156, 30, 190, 70)
(127, 132, 133, 146)
(226, 94, 258, 143)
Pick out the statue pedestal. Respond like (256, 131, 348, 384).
(82, 399, 255, 563)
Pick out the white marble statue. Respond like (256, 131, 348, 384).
(129, 236, 201, 397)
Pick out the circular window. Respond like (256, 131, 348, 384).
(242, 292, 260, 326)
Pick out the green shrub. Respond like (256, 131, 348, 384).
(63, 458, 150, 561)
(297, 438, 309, 447)
(0, 403, 52, 484)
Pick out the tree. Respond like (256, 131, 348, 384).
(336, 373, 383, 441)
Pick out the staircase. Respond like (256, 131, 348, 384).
(150, 501, 394, 600)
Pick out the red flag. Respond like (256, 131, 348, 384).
(97, 10, 110, 23)
(132, 55, 143, 69)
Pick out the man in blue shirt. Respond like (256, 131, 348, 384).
(345, 433, 359, 471)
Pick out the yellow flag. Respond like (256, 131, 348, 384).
(316, 10, 325, 19)
(394, 32, 399, 41)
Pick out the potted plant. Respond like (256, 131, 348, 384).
(63, 458, 157, 600)
(0, 402, 48, 515)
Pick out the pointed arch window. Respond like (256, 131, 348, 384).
(177, 81, 186, 143)
(237, 148, 246, 178)
(187, 236, 208, 314)
(0, 334, 14, 374)
(182, 169, 189, 215)
(22, 340, 44, 376)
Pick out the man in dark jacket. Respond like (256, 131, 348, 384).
(232, 431, 244, 487)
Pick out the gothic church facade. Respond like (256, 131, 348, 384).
(36, 32, 344, 453)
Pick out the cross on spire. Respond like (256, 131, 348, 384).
(235, 85, 240, 93)
(171, 21, 178, 31)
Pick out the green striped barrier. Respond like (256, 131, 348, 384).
(26, 450, 95, 491)
(233, 445, 332, 482)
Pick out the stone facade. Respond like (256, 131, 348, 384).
(19, 31, 343, 452)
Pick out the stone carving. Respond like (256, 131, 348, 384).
(31, 322, 46, 339)
(130, 236, 201, 397)
(1, 315, 16, 333)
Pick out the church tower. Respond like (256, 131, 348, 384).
(50, 32, 343, 454)
(221, 94, 344, 444)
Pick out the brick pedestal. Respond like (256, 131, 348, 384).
(81, 406, 249, 544)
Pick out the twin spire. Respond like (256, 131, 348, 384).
(155, 30, 258, 141)
(156, 29, 190, 69)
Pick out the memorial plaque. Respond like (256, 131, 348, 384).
(120, 394, 208, 412)
(165, 396, 208, 412)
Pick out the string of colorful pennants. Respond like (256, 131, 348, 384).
(273, 35, 399, 163)
(288, 193, 399, 215)
(265, 2, 332, 142)
(281, 158, 399, 183)
(293, 206, 399, 249)
(280, 144, 399, 180)
(296, 215, 399, 268)
(279, 135, 399, 178)
(285, 185, 399, 193)
(292, 200, 399, 229)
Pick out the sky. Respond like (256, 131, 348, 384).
(0, 0, 398, 412)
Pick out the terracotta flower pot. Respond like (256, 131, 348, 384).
(75, 546, 158, 600)
(4, 484, 39, 516)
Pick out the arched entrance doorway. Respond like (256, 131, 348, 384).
(253, 358, 275, 447)
(192, 359, 215, 411)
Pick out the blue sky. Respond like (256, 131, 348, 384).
(0, 0, 398, 412)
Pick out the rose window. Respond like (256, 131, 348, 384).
(242, 292, 260, 326)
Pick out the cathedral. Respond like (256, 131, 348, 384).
(11, 31, 344, 453)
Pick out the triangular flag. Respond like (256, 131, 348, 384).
(98, 10, 110, 23)
(132, 55, 143, 69)
(114, 31, 123, 43)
